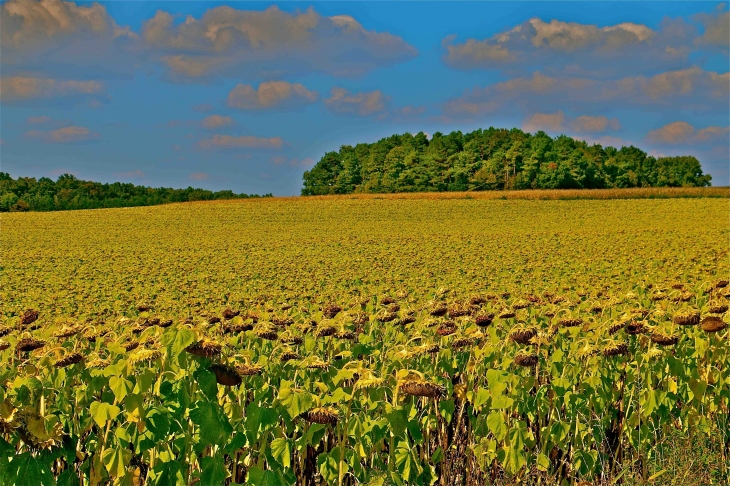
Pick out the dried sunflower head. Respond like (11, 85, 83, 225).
(399, 380, 446, 399)
(303, 407, 338, 425)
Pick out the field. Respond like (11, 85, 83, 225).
(1, 191, 729, 485)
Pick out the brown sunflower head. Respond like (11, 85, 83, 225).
(236, 364, 265, 376)
(400, 380, 446, 399)
(16, 338, 45, 353)
(602, 342, 629, 357)
(709, 303, 728, 314)
(673, 311, 700, 326)
(280, 351, 302, 362)
(700, 316, 727, 333)
(650, 333, 679, 346)
(303, 407, 339, 425)
(514, 353, 539, 367)
(559, 318, 583, 328)
(21, 309, 40, 325)
(185, 339, 222, 358)
(54, 353, 84, 368)
(475, 313, 494, 327)
(211, 364, 242, 386)
(509, 327, 537, 345)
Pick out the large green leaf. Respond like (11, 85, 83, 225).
(109, 376, 134, 403)
(199, 456, 227, 485)
(189, 400, 232, 446)
(160, 327, 195, 358)
(277, 387, 315, 419)
(270, 437, 291, 468)
(90, 401, 121, 428)
(6, 452, 54, 486)
(102, 446, 132, 478)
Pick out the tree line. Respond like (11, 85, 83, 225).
(0, 173, 271, 212)
(301, 128, 712, 195)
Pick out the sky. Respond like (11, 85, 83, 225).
(0, 1, 728, 195)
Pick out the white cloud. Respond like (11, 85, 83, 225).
(141, 6, 416, 80)
(227, 81, 318, 110)
(198, 135, 284, 149)
(201, 115, 235, 129)
(324, 87, 389, 116)
(26, 125, 99, 143)
(444, 67, 729, 116)
(0, 76, 102, 101)
(646, 121, 729, 144)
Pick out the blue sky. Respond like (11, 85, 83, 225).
(1, 1, 728, 195)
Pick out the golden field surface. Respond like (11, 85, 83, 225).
(0, 194, 729, 486)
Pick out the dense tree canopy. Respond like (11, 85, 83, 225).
(302, 128, 712, 195)
(0, 173, 271, 212)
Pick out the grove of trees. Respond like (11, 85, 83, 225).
(302, 128, 712, 195)
(0, 173, 271, 212)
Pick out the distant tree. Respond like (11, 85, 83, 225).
(0, 172, 271, 211)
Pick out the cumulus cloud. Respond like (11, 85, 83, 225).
(141, 6, 416, 80)
(227, 81, 318, 110)
(201, 115, 235, 129)
(0, 76, 102, 101)
(572, 115, 621, 133)
(444, 67, 729, 116)
(1, 0, 136, 77)
(694, 5, 729, 47)
(443, 16, 696, 74)
(198, 135, 284, 149)
(646, 121, 729, 144)
(523, 111, 567, 133)
(25, 125, 100, 143)
(189, 172, 209, 181)
(523, 111, 620, 134)
(324, 87, 389, 116)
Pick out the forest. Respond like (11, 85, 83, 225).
(0, 173, 271, 212)
(301, 128, 712, 195)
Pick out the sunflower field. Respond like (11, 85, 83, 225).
(1, 194, 728, 485)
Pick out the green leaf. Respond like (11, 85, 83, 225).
(6, 451, 54, 486)
(385, 407, 408, 437)
(109, 376, 133, 403)
(89, 401, 121, 428)
(395, 440, 421, 483)
(189, 400, 232, 447)
(199, 456, 227, 485)
(317, 450, 340, 485)
(194, 368, 219, 401)
(102, 446, 132, 478)
(277, 387, 315, 420)
(486, 411, 507, 441)
(161, 327, 195, 358)
(148, 461, 184, 486)
(246, 466, 281, 486)
(431, 447, 444, 464)
(270, 437, 291, 468)
(491, 394, 514, 410)
(438, 400, 455, 422)
(473, 388, 490, 409)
